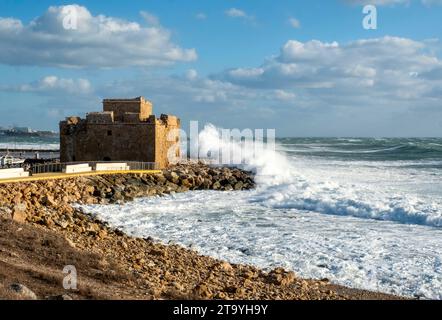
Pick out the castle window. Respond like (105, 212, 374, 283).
(107, 130, 112, 136)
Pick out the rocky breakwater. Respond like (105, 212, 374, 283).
(0, 163, 255, 225)
(101, 163, 256, 204)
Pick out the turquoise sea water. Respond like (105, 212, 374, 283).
(277, 137, 442, 163)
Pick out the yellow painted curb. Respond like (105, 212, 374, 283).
(0, 170, 162, 184)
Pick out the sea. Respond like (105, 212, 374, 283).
(3, 128, 441, 299)
(0, 135, 59, 160)
(0, 135, 59, 151)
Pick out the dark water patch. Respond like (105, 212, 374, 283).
(277, 138, 442, 162)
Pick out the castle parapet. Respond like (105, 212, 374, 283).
(123, 112, 141, 123)
(86, 112, 114, 124)
(103, 96, 152, 122)
(160, 114, 180, 127)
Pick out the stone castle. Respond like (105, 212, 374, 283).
(59, 97, 180, 169)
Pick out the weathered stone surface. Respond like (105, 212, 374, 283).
(9, 283, 37, 300)
(42, 195, 57, 207)
(60, 96, 180, 169)
(268, 267, 296, 286)
(0, 206, 12, 218)
(11, 203, 27, 223)
(193, 283, 212, 299)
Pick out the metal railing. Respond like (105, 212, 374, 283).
(30, 161, 158, 175)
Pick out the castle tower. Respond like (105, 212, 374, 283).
(59, 97, 180, 169)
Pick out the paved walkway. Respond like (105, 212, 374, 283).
(0, 170, 161, 184)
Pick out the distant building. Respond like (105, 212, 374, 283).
(59, 97, 180, 169)
(12, 127, 34, 133)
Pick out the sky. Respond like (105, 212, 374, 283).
(0, 0, 441, 137)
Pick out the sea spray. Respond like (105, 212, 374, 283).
(195, 124, 442, 227)
(196, 124, 293, 186)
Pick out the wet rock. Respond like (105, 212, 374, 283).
(165, 171, 179, 184)
(212, 181, 221, 190)
(234, 181, 244, 190)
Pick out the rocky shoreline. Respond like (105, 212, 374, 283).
(0, 163, 401, 300)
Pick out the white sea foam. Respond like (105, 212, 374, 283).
(80, 125, 442, 299)
(195, 124, 442, 227)
(0, 143, 59, 150)
(82, 191, 442, 299)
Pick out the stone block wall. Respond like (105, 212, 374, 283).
(103, 97, 152, 122)
(86, 112, 114, 124)
(59, 97, 180, 169)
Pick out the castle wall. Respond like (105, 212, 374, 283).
(103, 97, 152, 122)
(155, 115, 181, 169)
(60, 123, 156, 163)
(86, 112, 114, 124)
(60, 97, 179, 169)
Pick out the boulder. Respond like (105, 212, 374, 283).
(234, 181, 244, 190)
(193, 283, 212, 299)
(11, 203, 27, 223)
(9, 283, 37, 300)
(212, 181, 221, 190)
(268, 268, 296, 286)
(42, 195, 57, 207)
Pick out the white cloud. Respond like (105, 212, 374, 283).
(198, 35, 442, 136)
(195, 13, 207, 20)
(98, 74, 262, 115)
(4, 76, 93, 94)
(99, 35, 442, 110)
(274, 90, 296, 101)
(228, 68, 265, 79)
(140, 11, 160, 26)
(0, 5, 197, 68)
(10, 33, 439, 136)
(217, 37, 442, 98)
(225, 8, 247, 18)
(288, 18, 301, 29)
(225, 8, 254, 21)
(92, 33, 442, 136)
(185, 69, 199, 80)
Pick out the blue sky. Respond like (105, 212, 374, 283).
(0, 0, 441, 136)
